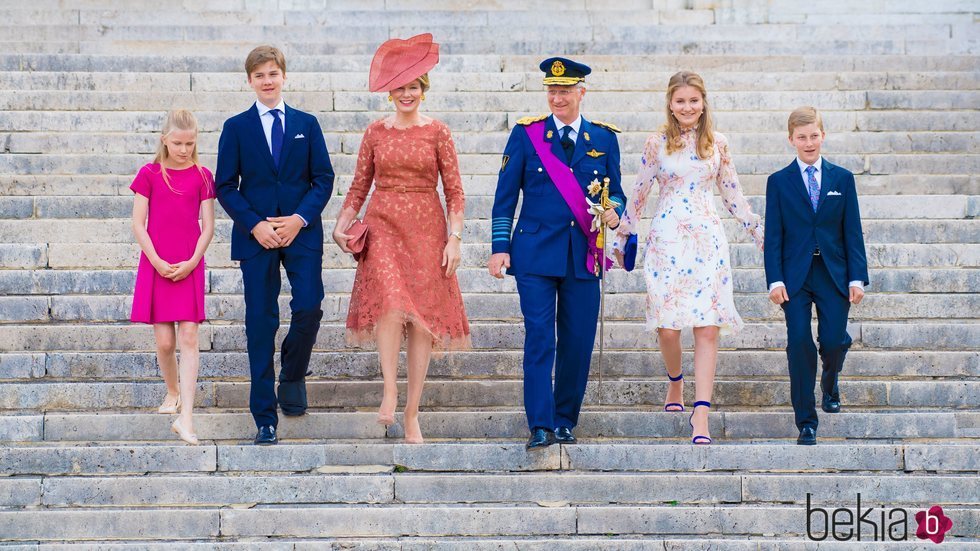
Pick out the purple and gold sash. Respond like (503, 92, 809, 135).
(524, 120, 611, 276)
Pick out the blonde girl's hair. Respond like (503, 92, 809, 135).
(662, 71, 715, 160)
(152, 109, 212, 195)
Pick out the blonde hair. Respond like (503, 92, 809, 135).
(245, 45, 286, 76)
(662, 71, 715, 160)
(153, 109, 211, 195)
(788, 106, 824, 137)
(417, 73, 430, 93)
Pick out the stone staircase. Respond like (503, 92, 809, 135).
(0, 0, 978, 548)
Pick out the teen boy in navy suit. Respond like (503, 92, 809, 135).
(764, 106, 868, 446)
(216, 46, 334, 445)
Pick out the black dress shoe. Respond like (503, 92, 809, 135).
(278, 379, 308, 417)
(797, 426, 817, 446)
(554, 427, 576, 444)
(254, 425, 278, 446)
(526, 428, 556, 450)
(822, 395, 841, 413)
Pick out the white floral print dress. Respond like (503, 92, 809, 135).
(612, 128, 763, 335)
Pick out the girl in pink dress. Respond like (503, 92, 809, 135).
(130, 109, 216, 445)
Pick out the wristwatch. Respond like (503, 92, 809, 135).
(449, 231, 463, 241)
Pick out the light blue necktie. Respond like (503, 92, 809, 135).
(805, 165, 819, 212)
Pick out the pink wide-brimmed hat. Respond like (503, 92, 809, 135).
(368, 33, 440, 93)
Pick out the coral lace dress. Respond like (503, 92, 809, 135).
(343, 118, 471, 349)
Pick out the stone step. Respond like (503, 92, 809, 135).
(2, 267, 976, 297)
(0, 320, 978, 352)
(1, 378, 977, 411)
(0, 11, 959, 40)
(0, 214, 975, 248)
(2, 538, 976, 551)
(6, 37, 961, 57)
(3, 173, 975, 198)
(6, 52, 977, 74)
(4, 151, 978, 177)
(3, 350, 974, 382)
(5, 109, 978, 135)
(3, 70, 977, 93)
(7, 89, 978, 114)
(2, 441, 977, 476)
(5, 410, 979, 443)
(2, 504, 975, 540)
(0, 88, 980, 118)
(8, 130, 978, 157)
(12, 291, 977, 324)
(4, 241, 975, 270)
(2, 471, 977, 509)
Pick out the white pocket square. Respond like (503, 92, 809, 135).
(827, 191, 841, 196)
(294, 134, 305, 139)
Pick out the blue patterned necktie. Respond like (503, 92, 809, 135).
(270, 108, 284, 166)
(805, 164, 819, 212)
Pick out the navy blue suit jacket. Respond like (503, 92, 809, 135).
(764, 158, 869, 297)
(215, 103, 334, 261)
(491, 116, 626, 280)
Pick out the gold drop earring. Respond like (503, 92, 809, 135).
(420, 93, 425, 101)
(387, 95, 393, 102)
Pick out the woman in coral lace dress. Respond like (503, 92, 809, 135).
(333, 34, 470, 444)
(612, 72, 763, 445)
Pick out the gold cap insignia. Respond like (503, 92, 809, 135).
(551, 60, 565, 77)
(586, 149, 606, 158)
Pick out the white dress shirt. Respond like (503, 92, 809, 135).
(254, 99, 307, 227)
(769, 156, 863, 293)
(552, 114, 582, 143)
(255, 99, 286, 156)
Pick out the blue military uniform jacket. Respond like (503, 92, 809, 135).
(491, 115, 627, 280)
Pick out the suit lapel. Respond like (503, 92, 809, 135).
(277, 104, 298, 172)
(787, 160, 815, 214)
(569, 117, 589, 167)
(249, 104, 278, 174)
(545, 116, 565, 164)
(815, 161, 834, 216)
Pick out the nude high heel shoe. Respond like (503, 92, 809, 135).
(171, 418, 199, 445)
(158, 394, 181, 414)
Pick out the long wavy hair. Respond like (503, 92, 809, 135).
(153, 109, 211, 194)
(662, 71, 715, 160)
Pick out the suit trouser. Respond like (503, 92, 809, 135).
(240, 246, 324, 428)
(515, 252, 600, 431)
(781, 254, 851, 432)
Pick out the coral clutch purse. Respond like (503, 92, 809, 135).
(346, 220, 369, 261)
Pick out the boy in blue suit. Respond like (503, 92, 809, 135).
(216, 46, 334, 445)
(488, 57, 626, 449)
(764, 106, 868, 446)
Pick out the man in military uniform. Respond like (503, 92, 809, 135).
(488, 57, 626, 449)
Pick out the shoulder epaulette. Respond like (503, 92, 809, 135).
(591, 120, 622, 133)
(516, 114, 549, 126)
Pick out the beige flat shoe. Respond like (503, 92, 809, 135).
(158, 394, 181, 414)
(171, 418, 199, 445)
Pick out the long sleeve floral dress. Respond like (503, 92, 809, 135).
(343, 118, 471, 349)
(612, 127, 763, 335)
